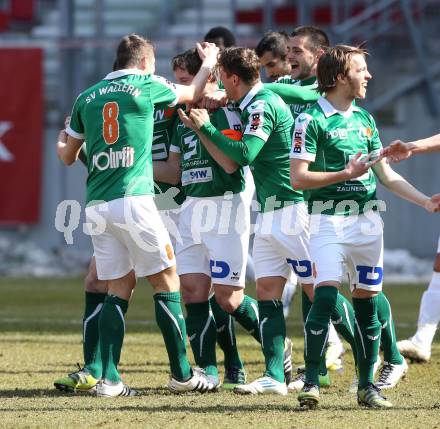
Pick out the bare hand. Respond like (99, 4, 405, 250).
(196, 42, 219, 68)
(344, 152, 382, 180)
(177, 108, 197, 130)
(189, 108, 210, 129)
(201, 84, 228, 111)
(382, 140, 414, 163)
(426, 193, 440, 213)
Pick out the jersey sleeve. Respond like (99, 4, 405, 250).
(290, 112, 318, 162)
(243, 99, 274, 142)
(66, 94, 85, 139)
(151, 75, 181, 107)
(199, 122, 265, 166)
(264, 83, 320, 105)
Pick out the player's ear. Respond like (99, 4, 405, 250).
(337, 73, 347, 85)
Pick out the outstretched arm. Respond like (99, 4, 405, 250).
(175, 43, 219, 104)
(264, 83, 319, 105)
(373, 159, 439, 212)
(382, 133, 440, 163)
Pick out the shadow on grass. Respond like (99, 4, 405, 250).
(1, 398, 439, 413)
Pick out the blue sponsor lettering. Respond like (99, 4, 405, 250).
(356, 265, 383, 286)
(191, 170, 208, 179)
(210, 260, 230, 279)
(286, 258, 312, 278)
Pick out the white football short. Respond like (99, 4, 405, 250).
(252, 202, 313, 284)
(85, 195, 175, 280)
(158, 207, 181, 250)
(310, 211, 384, 292)
(176, 193, 250, 287)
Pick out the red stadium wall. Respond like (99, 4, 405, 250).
(0, 48, 43, 224)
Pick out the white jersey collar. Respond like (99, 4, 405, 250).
(239, 81, 264, 111)
(103, 68, 144, 80)
(318, 96, 360, 118)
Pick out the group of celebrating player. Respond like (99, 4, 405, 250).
(54, 24, 440, 410)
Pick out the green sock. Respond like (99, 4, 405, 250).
(377, 292, 403, 365)
(98, 294, 128, 383)
(304, 286, 338, 385)
(301, 290, 327, 376)
(232, 295, 260, 343)
(154, 292, 192, 381)
(352, 296, 381, 389)
(301, 289, 312, 323)
(185, 301, 218, 377)
(258, 300, 286, 383)
(209, 295, 243, 370)
(83, 292, 106, 379)
(332, 292, 358, 368)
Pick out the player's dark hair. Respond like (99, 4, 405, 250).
(255, 31, 289, 60)
(116, 34, 154, 68)
(171, 53, 186, 72)
(317, 44, 368, 94)
(218, 47, 260, 85)
(172, 48, 202, 76)
(291, 26, 330, 52)
(204, 26, 236, 48)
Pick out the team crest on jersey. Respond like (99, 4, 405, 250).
(358, 126, 373, 141)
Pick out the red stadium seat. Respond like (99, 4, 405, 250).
(0, 11, 9, 32)
(10, 0, 35, 22)
(235, 8, 263, 24)
(275, 6, 298, 25)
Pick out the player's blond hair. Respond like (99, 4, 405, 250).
(116, 34, 154, 69)
(317, 44, 368, 94)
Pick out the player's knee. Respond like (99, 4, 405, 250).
(215, 294, 239, 314)
(181, 287, 209, 304)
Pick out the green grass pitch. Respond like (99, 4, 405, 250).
(0, 278, 439, 428)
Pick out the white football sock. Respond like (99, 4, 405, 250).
(412, 271, 440, 351)
(328, 321, 342, 346)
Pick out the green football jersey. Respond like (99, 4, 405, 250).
(67, 70, 180, 205)
(290, 96, 382, 216)
(170, 106, 245, 198)
(200, 82, 304, 212)
(275, 75, 318, 120)
(151, 105, 185, 209)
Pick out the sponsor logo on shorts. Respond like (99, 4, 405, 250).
(181, 167, 213, 185)
(165, 243, 174, 260)
(210, 260, 230, 279)
(230, 271, 240, 281)
(356, 265, 383, 286)
(286, 258, 312, 278)
(92, 146, 134, 171)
